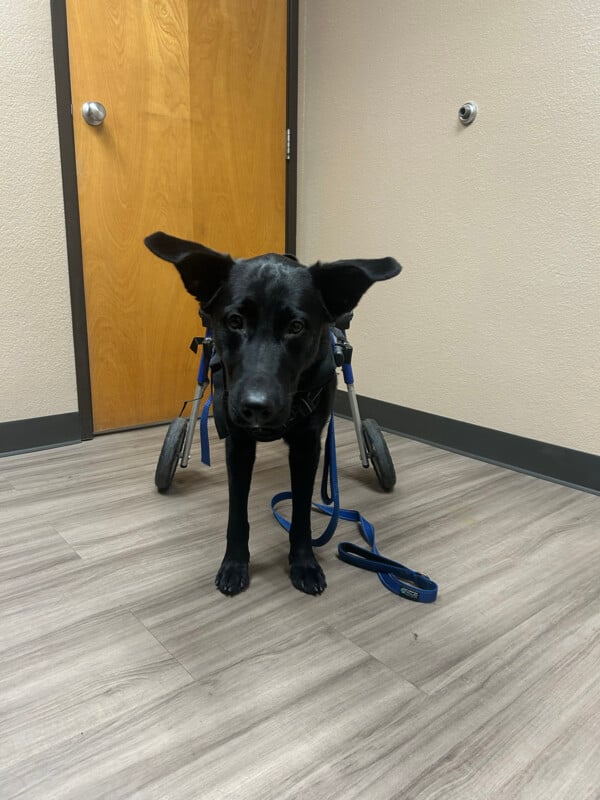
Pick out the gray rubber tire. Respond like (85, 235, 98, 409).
(362, 418, 396, 492)
(155, 417, 187, 493)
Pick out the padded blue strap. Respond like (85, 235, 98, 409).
(198, 329, 213, 467)
(200, 393, 212, 467)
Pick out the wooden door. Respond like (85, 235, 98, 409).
(66, 1, 287, 431)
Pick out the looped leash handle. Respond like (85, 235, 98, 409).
(313, 503, 438, 602)
(337, 542, 438, 602)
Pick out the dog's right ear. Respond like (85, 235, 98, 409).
(144, 231, 234, 306)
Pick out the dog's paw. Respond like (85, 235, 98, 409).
(215, 559, 250, 596)
(289, 556, 327, 595)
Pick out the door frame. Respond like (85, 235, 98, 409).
(50, 0, 299, 441)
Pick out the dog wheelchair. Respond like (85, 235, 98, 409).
(154, 316, 440, 603)
(155, 312, 396, 494)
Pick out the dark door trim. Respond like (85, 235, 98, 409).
(285, 0, 299, 254)
(50, 0, 299, 439)
(50, 0, 94, 440)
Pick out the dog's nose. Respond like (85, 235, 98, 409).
(239, 390, 276, 426)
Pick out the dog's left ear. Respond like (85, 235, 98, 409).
(144, 231, 234, 307)
(310, 257, 402, 319)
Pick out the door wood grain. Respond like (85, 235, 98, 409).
(189, 0, 287, 256)
(66, 1, 287, 431)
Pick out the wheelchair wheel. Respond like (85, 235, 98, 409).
(155, 417, 188, 493)
(362, 418, 396, 492)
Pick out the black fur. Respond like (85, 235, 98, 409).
(145, 231, 401, 595)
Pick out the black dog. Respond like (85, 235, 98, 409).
(145, 232, 401, 596)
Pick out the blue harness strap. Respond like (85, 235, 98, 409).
(200, 393, 213, 467)
(197, 333, 213, 467)
(271, 412, 438, 602)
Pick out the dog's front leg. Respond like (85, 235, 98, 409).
(286, 430, 327, 595)
(215, 432, 256, 595)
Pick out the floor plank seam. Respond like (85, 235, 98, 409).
(52, 526, 86, 562)
(129, 608, 197, 682)
(331, 625, 428, 697)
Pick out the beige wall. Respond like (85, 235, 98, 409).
(1, 0, 78, 423)
(298, 0, 600, 454)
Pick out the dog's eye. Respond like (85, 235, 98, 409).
(287, 319, 305, 336)
(226, 313, 244, 331)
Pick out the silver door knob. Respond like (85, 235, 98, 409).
(82, 101, 106, 126)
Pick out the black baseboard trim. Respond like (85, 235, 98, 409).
(0, 413, 82, 457)
(334, 392, 600, 495)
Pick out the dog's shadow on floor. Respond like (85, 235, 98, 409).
(156, 462, 389, 499)
(151, 466, 224, 497)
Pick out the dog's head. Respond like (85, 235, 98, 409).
(145, 232, 401, 436)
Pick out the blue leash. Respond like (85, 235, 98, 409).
(271, 411, 438, 603)
(197, 331, 438, 601)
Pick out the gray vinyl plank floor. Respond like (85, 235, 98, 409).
(0, 420, 598, 799)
